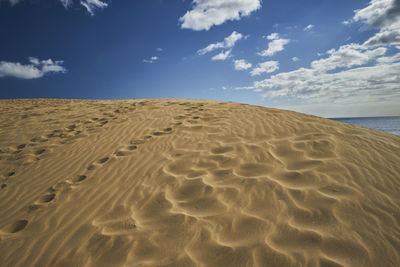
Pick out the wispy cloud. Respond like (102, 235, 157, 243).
(0, 57, 67, 79)
(179, 0, 261, 31)
(211, 50, 231, 61)
(143, 56, 159, 64)
(303, 24, 314, 31)
(59, 0, 72, 8)
(292, 57, 300, 62)
(198, 31, 243, 55)
(80, 0, 108, 16)
(250, 61, 279, 76)
(259, 33, 290, 57)
(234, 59, 252, 70)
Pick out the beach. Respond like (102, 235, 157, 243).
(0, 99, 399, 266)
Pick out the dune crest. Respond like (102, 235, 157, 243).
(0, 99, 399, 267)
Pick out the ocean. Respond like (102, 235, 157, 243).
(330, 116, 400, 136)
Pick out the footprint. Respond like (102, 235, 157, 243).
(74, 175, 87, 183)
(163, 127, 173, 132)
(1, 219, 28, 234)
(153, 132, 165, 136)
(35, 148, 46, 155)
(31, 136, 48, 143)
(87, 164, 97, 171)
(37, 193, 56, 203)
(98, 157, 109, 164)
(67, 124, 77, 131)
(1, 184, 6, 189)
(17, 144, 26, 150)
(130, 139, 145, 145)
(174, 115, 186, 120)
(115, 151, 131, 157)
(8, 171, 15, 177)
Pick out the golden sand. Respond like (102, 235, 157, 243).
(0, 99, 399, 266)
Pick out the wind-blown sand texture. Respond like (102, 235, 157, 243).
(0, 99, 399, 267)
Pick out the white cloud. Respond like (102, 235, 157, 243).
(311, 43, 387, 72)
(304, 24, 314, 31)
(250, 60, 400, 103)
(259, 33, 290, 57)
(80, 0, 108, 16)
(266, 33, 279, 40)
(211, 50, 231, 61)
(292, 57, 300, 62)
(0, 57, 66, 79)
(233, 0, 400, 116)
(350, 0, 400, 47)
(143, 56, 159, 64)
(179, 0, 261, 31)
(352, 0, 400, 29)
(250, 61, 279, 76)
(237, 43, 400, 107)
(198, 31, 243, 55)
(29, 57, 40, 65)
(156, 48, 163, 52)
(363, 29, 400, 46)
(234, 59, 252, 70)
(377, 52, 400, 63)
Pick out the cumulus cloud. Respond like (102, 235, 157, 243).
(249, 60, 400, 103)
(311, 44, 387, 71)
(237, 42, 400, 106)
(211, 50, 231, 61)
(250, 61, 279, 76)
(352, 0, 400, 29)
(304, 24, 314, 31)
(233, 0, 400, 115)
(349, 0, 400, 47)
(292, 57, 300, 62)
(80, 0, 108, 16)
(259, 33, 290, 57)
(0, 57, 67, 79)
(198, 31, 243, 55)
(143, 56, 159, 64)
(179, 0, 261, 31)
(234, 59, 252, 70)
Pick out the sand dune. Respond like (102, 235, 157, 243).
(0, 99, 399, 267)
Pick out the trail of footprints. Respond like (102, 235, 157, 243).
(0, 101, 141, 159)
(1, 102, 208, 236)
(0, 102, 143, 193)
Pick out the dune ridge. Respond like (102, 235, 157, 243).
(0, 99, 399, 267)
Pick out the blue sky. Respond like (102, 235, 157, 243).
(1, 0, 399, 117)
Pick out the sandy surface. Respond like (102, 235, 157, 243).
(0, 99, 399, 267)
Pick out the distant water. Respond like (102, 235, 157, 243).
(330, 116, 400, 136)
